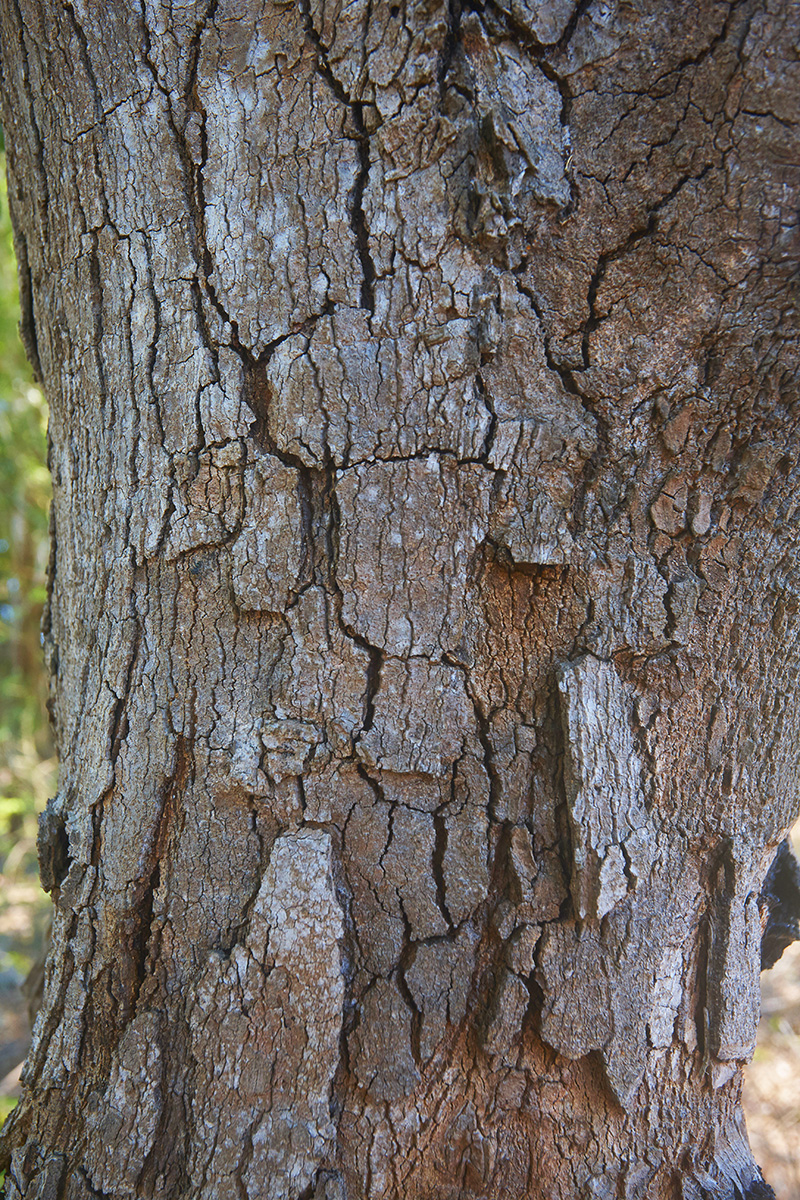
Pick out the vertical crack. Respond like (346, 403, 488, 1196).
(511, 273, 609, 532)
(537, 59, 576, 219)
(361, 643, 383, 732)
(438, 0, 462, 90)
(87, 230, 110, 420)
(474, 0, 577, 215)
(553, 0, 594, 55)
(298, 0, 376, 318)
(442, 652, 502, 821)
(396, 940, 423, 1066)
(61, 1, 104, 120)
(241, 352, 385, 739)
(433, 803, 455, 930)
(351, 106, 376, 316)
(138, 0, 223, 337)
(579, 163, 714, 371)
(14, 228, 43, 382)
(475, 373, 497, 462)
(8, 0, 49, 215)
(185, 0, 219, 105)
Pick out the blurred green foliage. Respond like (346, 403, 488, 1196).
(0, 146, 54, 971)
(0, 141, 55, 1147)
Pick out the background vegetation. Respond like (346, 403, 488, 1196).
(0, 140, 54, 1131)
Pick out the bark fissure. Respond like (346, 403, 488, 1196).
(579, 162, 716, 371)
(351, 112, 377, 317)
(7, 0, 48, 213)
(60, 1, 103, 121)
(13, 228, 42, 382)
(299, 0, 377, 318)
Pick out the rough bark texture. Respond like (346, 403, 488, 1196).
(0, 0, 799, 1196)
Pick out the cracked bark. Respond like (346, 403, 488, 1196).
(0, 0, 799, 1197)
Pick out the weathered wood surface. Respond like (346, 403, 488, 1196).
(0, 0, 799, 1195)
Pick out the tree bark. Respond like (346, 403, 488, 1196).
(0, 0, 799, 1196)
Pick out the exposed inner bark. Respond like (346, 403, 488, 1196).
(0, 0, 799, 1196)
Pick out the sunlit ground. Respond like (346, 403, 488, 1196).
(744, 825, 800, 1200)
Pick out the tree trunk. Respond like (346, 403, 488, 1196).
(1, 0, 798, 1195)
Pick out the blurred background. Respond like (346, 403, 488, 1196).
(749, 834, 800, 1199)
(0, 133, 58, 1139)
(0, 140, 796, 1193)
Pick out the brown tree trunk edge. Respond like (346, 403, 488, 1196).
(0, 0, 799, 1196)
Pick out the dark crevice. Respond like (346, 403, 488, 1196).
(463, 0, 539, 55)
(396, 923, 423, 1065)
(9, 0, 49, 214)
(340, 444, 504, 471)
(330, 842, 359, 1128)
(759, 838, 800, 971)
(242, 353, 385, 740)
(87, 231, 109, 412)
(474, 373, 497, 462)
(125, 736, 189, 1016)
(518, 162, 715, 532)
(142, 234, 166, 421)
(61, 1, 104, 120)
(308, 465, 340, 592)
(298, 1, 353, 107)
(351, 110, 376, 315)
(550, 678, 575, 913)
(297, 1172, 320, 1200)
(295, 467, 321, 594)
(77, 1169, 112, 1200)
(580, 161, 714, 370)
(442, 652, 502, 822)
(139, 0, 226, 361)
(339, 624, 385, 736)
(690, 873, 714, 1070)
(513, 277, 583, 400)
(37, 800, 71, 894)
(132, 861, 159, 998)
(553, 0, 594, 55)
(184, 0, 219, 106)
(108, 620, 142, 769)
(438, 0, 462, 89)
(317, 467, 386, 736)
(299, 1172, 345, 1200)
(356, 763, 383, 814)
(227, 826, 273, 954)
(299, 1, 376, 317)
(653, 0, 745, 89)
(14, 228, 43, 382)
(243, 357, 305, 467)
(361, 643, 383, 733)
(512, 274, 609, 532)
(432, 807, 455, 930)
